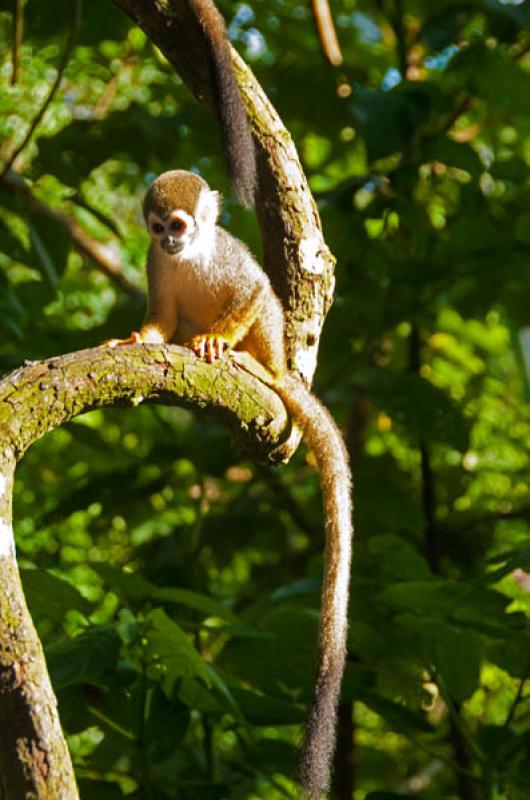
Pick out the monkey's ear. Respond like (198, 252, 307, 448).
(197, 189, 221, 226)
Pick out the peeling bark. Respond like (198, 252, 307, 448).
(0, 345, 289, 799)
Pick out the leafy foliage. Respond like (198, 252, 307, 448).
(3, 0, 530, 797)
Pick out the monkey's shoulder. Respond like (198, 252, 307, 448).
(214, 226, 267, 283)
(214, 225, 251, 254)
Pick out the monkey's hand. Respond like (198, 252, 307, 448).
(187, 334, 232, 363)
(102, 331, 143, 348)
(103, 324, 171, 347)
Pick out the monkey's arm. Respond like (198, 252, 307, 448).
(105, 250, 178, 347)
(138, 254, 179, 342)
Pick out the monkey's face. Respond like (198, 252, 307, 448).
(147, 210, 195, 255)
(145, 183, 220, 260)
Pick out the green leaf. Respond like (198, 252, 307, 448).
(447, 42, 530, 114)
(154, 587, 237, 622)
(270, 577, 320, 602)
(221, 607, 319, 697)
(423, 136, 483, 178)
(144, 608, 211, 695)
(230, 686, 303, 724)
(367, 536, 432, 582)
(145, 686, 190, 759)
(97, 564, 155, 603)
(350, 686, 432, 733)
(46, 627, 121, 688)
(21, 567, 91, 621)
(351, 85, 434, 161)
(178, 676, 223, 713)
(386, 373, 470, 449)
(28, 217, 69, 286)
(434, 628, 482, 703)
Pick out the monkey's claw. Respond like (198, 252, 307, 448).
(188, 334, 231, 363)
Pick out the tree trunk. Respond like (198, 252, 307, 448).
(0, 449, 78, 799)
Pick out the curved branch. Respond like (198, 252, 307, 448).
(0, 345, 288, 461)
(0, 344, 288, 799)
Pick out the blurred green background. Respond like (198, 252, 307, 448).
(3, 1, 530, 798)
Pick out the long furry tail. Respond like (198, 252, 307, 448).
(277, 376, 353, 799)
(188, 0, 257, 207)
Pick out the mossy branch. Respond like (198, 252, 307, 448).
(0, 345, 288, 461)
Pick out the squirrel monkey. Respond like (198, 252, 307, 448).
(106, 170, 353, 800)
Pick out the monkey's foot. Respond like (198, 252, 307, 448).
(102, 331, 142, 347)
(187, 334, 231, 363)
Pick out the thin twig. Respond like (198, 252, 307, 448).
(93, 57, 136, 120)
(11, 0, 24, 85)
(410, 326, 440, 572)
(504, 675, 527, 729)
(443, 95, 473, 134)
(2, 172, 143, 297)
(392, 0, 408, 77)
(1, 0, 83, 179)
(310, 0, 343, 66)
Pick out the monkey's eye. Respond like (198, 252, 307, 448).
(169, 219, 186, 233)
(151, 222, 164, 235)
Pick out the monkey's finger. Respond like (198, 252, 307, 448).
(214, 337, 224, 360)
(217, 338, 226, 359)
(198, 338, 207, 359)
(206, 338, 216, 363)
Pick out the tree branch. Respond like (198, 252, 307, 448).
(0, 346, 288, 462)
(310, 0, 343, 67)
(11, 0, 24, 85)
(2, 172, 143, 298)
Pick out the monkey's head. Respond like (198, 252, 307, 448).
(143, 170, 220, 257)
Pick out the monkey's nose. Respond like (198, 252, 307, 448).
(162, 236, 180, 253)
